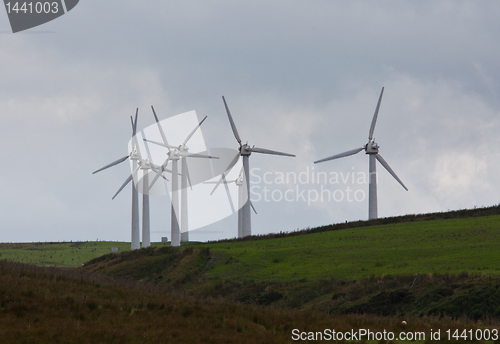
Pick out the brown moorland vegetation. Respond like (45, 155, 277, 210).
(1, 259, 498, 343)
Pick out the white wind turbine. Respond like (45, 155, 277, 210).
(206, 165, 256, 238)
(211, 96, 295, 238)
(146, 106, 217, 246)
(314, 87, 408, 220)
(93, 109, 168, 249)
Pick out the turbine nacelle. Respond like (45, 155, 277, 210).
(365, 139, 379, 154)
(129, 149, 141, 161)
(178, 144, 189, 153)
(167, 149, 181, 161)
(139, 158, 150, 170)
(240, 143, 252, 156)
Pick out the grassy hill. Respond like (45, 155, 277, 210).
(202, 215, 500, 282)
(81, 214, 500, 283)
(2, 206, 500, 340)
(3, 205, 500, 274)
(76, 211, 500, 321)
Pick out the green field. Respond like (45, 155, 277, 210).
(2, 213, 500, 281)
(202, 215, 500, 282)
(69, 212, 500, 321)
(0, 241, 132, 267)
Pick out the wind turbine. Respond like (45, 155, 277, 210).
(314, 87, 408, 220)
(211, 96, 295, 238)
(146, 106, 217, 246)
(93, 110, 168, 249)
(206, 165, 256, 238)
(92, 109, 142, 250)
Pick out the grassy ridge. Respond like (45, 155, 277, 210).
(1, 213, 499, 288)
(2, 205, 499, 274)
(202, 215, 500, 282)
(76, 214, 500, 321)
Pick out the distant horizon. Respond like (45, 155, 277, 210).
(2, 202, 498, 245)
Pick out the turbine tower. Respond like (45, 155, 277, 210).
(206, 166, 256, 238)
(212, 96, 295, 237)
(314, 87, 408, 220)
(147, 107, 217, 246)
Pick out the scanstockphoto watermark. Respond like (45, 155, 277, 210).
(250, 167, 377, 206)
(291, 328, 426, 341)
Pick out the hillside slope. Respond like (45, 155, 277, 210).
(81, 213, 500, 320)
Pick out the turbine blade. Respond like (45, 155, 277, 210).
(131, 164, 141, 181)
(221, 173, 236, 214)
(183, 116, 207, 146)
(148, 168, 164, 191)
(93, 155, 129, 174)
(250, 200, 257, 214)
(143, 138, 168, 148)
(375, 154, 408, 191)
(149, 157, 169, 190)
(210, 153, 240, 195)
(151, 162, 176, 176)
(250, 147, 295, 157)
(314, 147, 364, 164)
(369, 87, 384, 140)
(112, 174, 133, 200)
(131, 110, 141, 157)
(130, 114, 136, 137)
(222, 96, 242, 145)
(133, 108, 138, 136)
(143, 130, 154, 164)
(151, 106, 170, 149)
(151, 167, 169, 181)
(181, 152, 219, 159)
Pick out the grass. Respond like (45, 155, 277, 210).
(8, 213, 492, 282)
(0, 241, 139, 268)
(3, 206, 500, 280)
(2, 206, 500, 341)
(200, 215, 500, 282)
(69, 213, 500, 321)
(1, 260, 498, 343)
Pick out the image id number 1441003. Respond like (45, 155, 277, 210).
(5, 2, 60, 14)
(446, 329, 498, 341)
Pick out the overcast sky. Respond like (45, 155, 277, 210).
(1, 1, 499, 243)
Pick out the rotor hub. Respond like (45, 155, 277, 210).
(129, 150, 141, 160)
(365, 140, 379, 154)
(140, 159, 151, 169)
(240, 143, 252, 156)
(168, 149, 181, 160)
